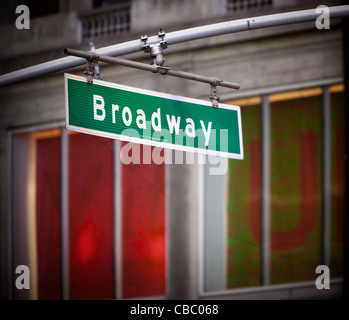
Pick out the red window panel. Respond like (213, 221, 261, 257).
(122, 143, 166, 298)
(36, 135, 61, 300)
(249, 140, 261, 246)
(69, 133, 114, 300)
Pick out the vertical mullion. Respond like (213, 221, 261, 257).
(60, 128, 69, 300)
(261, 95, 271, 286)
(113, 139, 122, 299)
(322, 86, 331, 267)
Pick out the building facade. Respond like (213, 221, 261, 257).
(0, 0, 347, 300)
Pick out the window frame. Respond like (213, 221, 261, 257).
(199, 79, 345, 299)
(9, 121, 168, 300)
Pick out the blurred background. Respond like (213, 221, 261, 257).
(0, 0, 347, 300)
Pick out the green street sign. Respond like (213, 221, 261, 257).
(65, 73, 243, 159)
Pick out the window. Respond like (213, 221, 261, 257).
(11, 128, 166, 299)
(202, 85, 345, 295)
(227, 97, 262, 289)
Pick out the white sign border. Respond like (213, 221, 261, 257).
(64, 73, 244, 160)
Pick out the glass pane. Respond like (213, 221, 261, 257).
(270, 93, 322, 284)
(36, 132, 61, 299)
(226, 102, 262, 289)
(69, 133, 114, 299)
(122, 143, 166, 298)
(330, 89, 344, 278)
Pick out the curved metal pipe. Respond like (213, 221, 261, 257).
(1, 5, 349, 87)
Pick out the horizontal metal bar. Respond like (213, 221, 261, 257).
(63, 48, 240, 89)
(63, 48, 155, 72)
(1, 5, 349, 87)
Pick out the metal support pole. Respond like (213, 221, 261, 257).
(7, 132, 13, 300)
(62, 48, 240, 90)
(1, 5, 349, 87)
